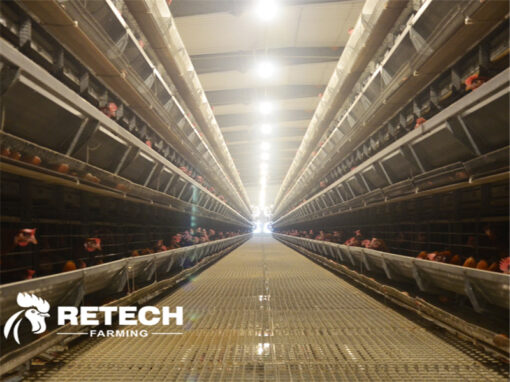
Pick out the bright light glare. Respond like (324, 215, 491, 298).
(255, 0, 279, 22)
(256, 61, 276, 79)
(261, 123, 272, 135)
(258, 101, 273, 115)
(261, 142, 270, 151)
(261, 152, 270, 161)
(259, 187, 266, 205)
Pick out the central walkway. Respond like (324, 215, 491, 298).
(29, 236, 507, 381)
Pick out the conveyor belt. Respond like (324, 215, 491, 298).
(27, 237, 507, 381)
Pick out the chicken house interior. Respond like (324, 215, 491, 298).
(0, 0, 509, 381)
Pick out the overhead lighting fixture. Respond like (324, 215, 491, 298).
(255, 0, 279, 22)
(258, 101, 273, 115)
(256, 61, 276, 79)
(261, 123, 272, 135)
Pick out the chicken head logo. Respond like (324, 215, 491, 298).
(4, 293, 50, 344)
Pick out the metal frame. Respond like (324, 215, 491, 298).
(1, 0, 250, 217)
(274, 233, 510, 313)
(0, 234, 251, 327)
(0, 234, 251, 376)
(274, 68, 509, 227)
(0, 38, 251, 227)
(275, 2, 508, 216)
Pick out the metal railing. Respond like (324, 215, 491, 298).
(274, 233, 510, 313)
(0, 234, 251, 327)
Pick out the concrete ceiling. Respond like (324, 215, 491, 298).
(172, 0, 364, 207)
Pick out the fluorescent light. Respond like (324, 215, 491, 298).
(261, 123, 272, 135)
(258, 101, 273, 115)
(261, 152, 270, 161)
(255, 0, 279, 22)
(261, 142, 270, 151)
(256, 61, 276, 79)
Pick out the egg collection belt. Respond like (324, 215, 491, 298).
(27, 236, 508, 381)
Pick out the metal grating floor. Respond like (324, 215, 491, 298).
(28, 236, 508, 381)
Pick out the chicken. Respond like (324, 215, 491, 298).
(24, 269, 36, 280)
(100, 102, 117, 118)
(414, 117, 426, 129)
(463, 256, 477, 268)
(449, 255, 462, 265)
(345, 230, 363, 247)
(23, 155, 42, 166)
(82, 238, 103, 266)
(465, 73, 489, 91)
(83, 173, 100, 183)
(416, 251, 427, 259)
(367, 238, 387, 252)
(62, 260, 77, 272)
(14, 229, 38, 247)
(115, 183, 128, 191)
(426, 252, 438, 261)
(487, 262, 499, 272)
(9, 150, 21, 160)
(435, 250, 452, 263)
(54, 163, 69, 174)
(499, 257, 510, 274)
(153, 240, 167, 252)
(476, 259, 489, 270)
